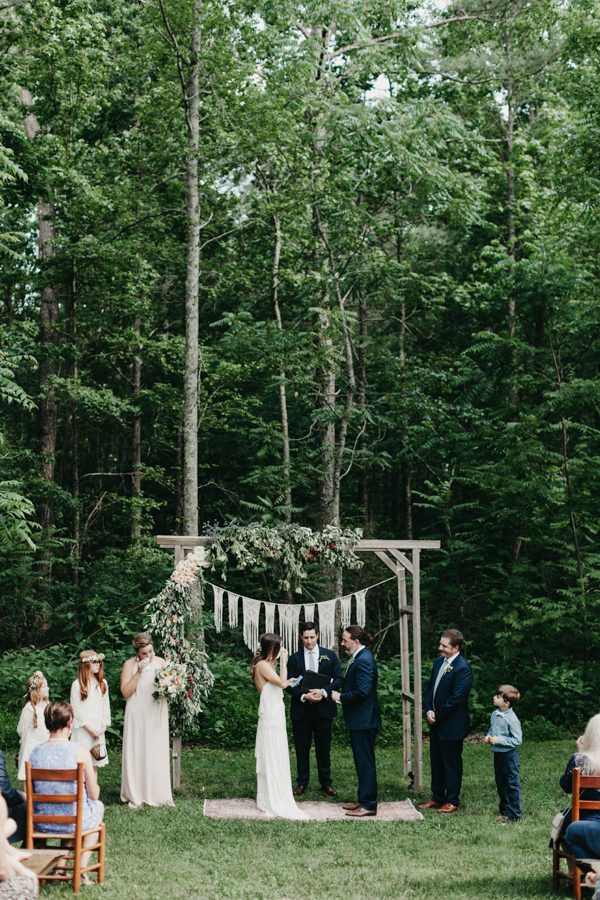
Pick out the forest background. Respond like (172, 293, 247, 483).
(0, 0, 598, 752)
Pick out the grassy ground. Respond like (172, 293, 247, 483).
(23, 739, 573, 899)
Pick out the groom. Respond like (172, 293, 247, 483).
(332, 625, 380, 817)
(287, 622, 343, 796)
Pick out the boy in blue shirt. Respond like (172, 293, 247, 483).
(484, 684, 522, 822)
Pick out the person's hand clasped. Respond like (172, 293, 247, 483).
(426, 711, 436, 725)
(331, 690, 341, 703)
(304, 690, 323, 703)
(484, 735, 498, 744)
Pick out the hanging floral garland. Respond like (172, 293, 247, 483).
(145, 547, 214, 735)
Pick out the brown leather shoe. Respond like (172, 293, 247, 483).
(322, 785, 337, 797)
(418, 800, 441, 810)
(293, 785, 306, 796)
(342, 802, 361, 810)
(438, 803, 458, 814)
(345, 807, 377, 817)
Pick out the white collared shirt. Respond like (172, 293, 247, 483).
(304, 644, 320, 671)
(300, 644, 327, 701)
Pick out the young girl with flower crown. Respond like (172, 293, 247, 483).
(16, 671, 49, 780)
(69, 650, 111, 768)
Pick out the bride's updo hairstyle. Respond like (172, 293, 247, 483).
(251, 633, 282, 675)
(132, 632, 152, 654)
(344, 625, 372, 646)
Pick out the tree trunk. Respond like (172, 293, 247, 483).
(357, 289, 369, 530)
(271, 210, 292, 519)
(131, 314, 142, 540)
(182, 0, 201, 536)
(67, 262, 80, 584)
(21, 89, 59, 576)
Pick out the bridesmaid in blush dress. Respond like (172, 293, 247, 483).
(120, 632, 173, 809)
(252, 634, 307, 820)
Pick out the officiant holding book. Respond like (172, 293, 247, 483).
(286, 622, 343, 797)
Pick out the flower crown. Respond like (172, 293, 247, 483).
(80, 653, 105, 665)
(28, 673, 45, 694)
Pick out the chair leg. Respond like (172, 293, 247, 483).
(98, 823, 106, 885)
(552, 849, 559, 893)
(72, 839, 82, 894)
(573, 863, 581, 900)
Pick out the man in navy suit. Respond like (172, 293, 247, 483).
(420, 628, 473, 814)
(332, 625, 381, 818)
(287, 622, 343, 796)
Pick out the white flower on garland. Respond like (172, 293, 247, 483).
(170, 547, 210, 587)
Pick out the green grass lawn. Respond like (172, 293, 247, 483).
(29, 740, 572, 899)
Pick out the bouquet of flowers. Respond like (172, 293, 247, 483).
(153, 661, 188, 703)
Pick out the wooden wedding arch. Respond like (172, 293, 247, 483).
(156, 534, 440, 792)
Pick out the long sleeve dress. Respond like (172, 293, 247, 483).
(16, 702, 49, 781)
(69, 679, 111, 768)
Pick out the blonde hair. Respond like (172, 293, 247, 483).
(23, 670, 48, 728)
(579, 713, 600, 775)
(132, 632, 153, 652)
(77, 649, 107, 700)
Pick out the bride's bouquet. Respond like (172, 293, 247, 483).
(153, 661, 188, 704)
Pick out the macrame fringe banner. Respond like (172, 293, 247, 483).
(208, 580, 391, 650)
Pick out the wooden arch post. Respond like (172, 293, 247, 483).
(156, 534, 440, 792)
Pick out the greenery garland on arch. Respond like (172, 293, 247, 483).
(203, 522, 364, 593)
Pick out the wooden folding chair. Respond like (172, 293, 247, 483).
(551, 767, 600, 899)
(25, 761, 105, 894)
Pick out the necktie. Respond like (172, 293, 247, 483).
(432, 661, 449, 708)
(307, 650, 317, 672)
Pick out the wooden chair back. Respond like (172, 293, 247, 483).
(25, 762, 84, 844)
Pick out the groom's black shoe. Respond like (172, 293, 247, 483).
(322, 785, 337, 797)
(293, 785, 307, 796)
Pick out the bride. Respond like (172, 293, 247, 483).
(252, 633, 308, 820)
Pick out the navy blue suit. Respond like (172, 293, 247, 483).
(0, 749, 26, 843)
(287, 646, 342, 788)
(340, 647, 381, 812)
(423, 653, 473, 807)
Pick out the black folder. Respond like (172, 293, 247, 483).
(301, 671, 332, 692)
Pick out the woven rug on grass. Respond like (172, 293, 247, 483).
(203, 798, 423, 822)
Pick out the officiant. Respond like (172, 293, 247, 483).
(286, 622, 343, 797)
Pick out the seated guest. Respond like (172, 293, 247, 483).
(560, 714, 600, 852)
(0, 795, 38, 898)
(29, 701, 103, 884)
(0, 752, 25, 845)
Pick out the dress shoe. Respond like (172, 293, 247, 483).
(418, 800, 441, 810)
(496, 815, 509, 823)
(438, 803, 458, 814)
(342, 802, 361, 810)
(322, 785, 337, 797)
(293, 785, 306, 796)
(345, 807, 377, 818)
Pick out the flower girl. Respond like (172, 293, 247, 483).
(16, 670, 49, 780)
(69, 650, 111, 768)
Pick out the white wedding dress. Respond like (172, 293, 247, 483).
(255, 681, 308, 820)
